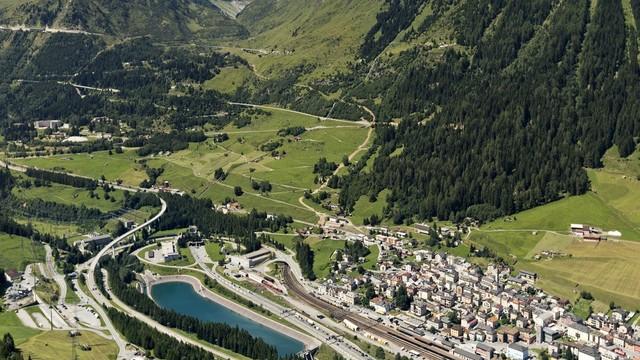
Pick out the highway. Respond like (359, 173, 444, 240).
(282, 265, 455, 360)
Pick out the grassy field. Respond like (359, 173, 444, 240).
(10, 106, 368, 224)
(363, 245, 379, 270)
(0, 232, 45, 271)
(0, 311, 41, 345)
(20, 330, 118, 360)
(468, 147, 640, 309)
(12, 182, 125, 213)
(306, 238, 345, 279)
(233, 0, 383, 80)
(204, 242, 225, 262)
(202, 66, 255, 94)
(269, 234, 300, 251)
(14, 150, 148, 186)
(351, 189, 391, 225)
(145, 107, 368, 222)
(33, 266, 60, 305)
(19, 216, 82, 235)
(572, 298, 593, 319)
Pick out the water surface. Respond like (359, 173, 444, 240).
(151, 281, 304, 356)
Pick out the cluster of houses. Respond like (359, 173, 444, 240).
(314, 239, 639, 360)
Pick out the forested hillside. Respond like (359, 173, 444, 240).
(1, 0, 639, 226)
(337, 0, 640, 224)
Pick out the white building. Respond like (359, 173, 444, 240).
(507, 343, 528, 360)
(161, 240, 180, 262)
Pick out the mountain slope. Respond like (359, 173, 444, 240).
(235, 0, 383, 79)
(334, 0, 640, 225)
(0, 0, 248, 40)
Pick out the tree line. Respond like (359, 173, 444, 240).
(25, 168, 97, 190)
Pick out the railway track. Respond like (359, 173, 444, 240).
(282, 266, 455, 360)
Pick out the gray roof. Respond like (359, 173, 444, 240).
(568, 322, 591, 333)
(476, 343, 494, 352)
(508, 343, 528, 352)
(454, 348, 483, 360)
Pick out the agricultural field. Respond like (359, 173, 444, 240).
(467, 147, 640, 309)
(0, 232, 44, 271)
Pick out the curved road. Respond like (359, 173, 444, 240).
(82, 197, 167, 359)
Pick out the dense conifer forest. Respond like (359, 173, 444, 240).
(338, 0, 640, 223)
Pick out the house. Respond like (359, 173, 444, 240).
(578, 346, 600, 360)
(82, 234, 112, 249)
(4, 269, 21, 283)
(370, 297, 392, 314)
(507, 343, 528, 360)
(542, 328, 561, 344)
(518, 271, 537, 285)
(453, 348, 483, 360)
(610, 309, 627, 323)
(450, 325, 464, 338)
(567, 322, 591, 342)
(497, 326, 520, 343)
(414, 223, 431, 234)
(122, 220, 135, 229)
(475, 343, 495, 360)
(411, 300, 428, 316)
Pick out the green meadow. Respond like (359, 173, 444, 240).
(0, 232, 45, 271)
(14, 150, 148, 186)
(468, 147, 640, 309)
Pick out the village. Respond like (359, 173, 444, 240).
(301, 221, 640, 360)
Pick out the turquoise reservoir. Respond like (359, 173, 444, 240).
(150, 281, 304, 356)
